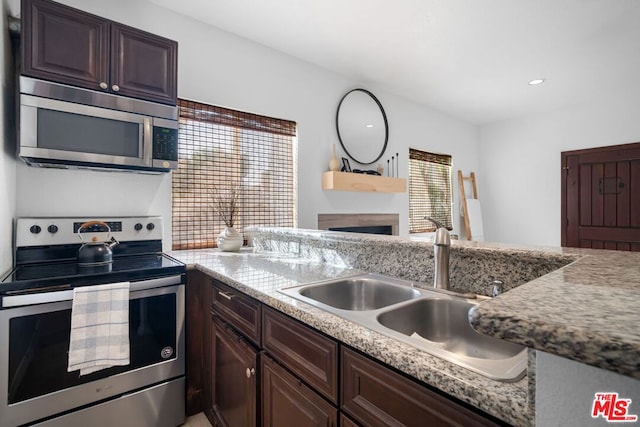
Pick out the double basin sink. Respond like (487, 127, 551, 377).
(279, 274, 526, 382)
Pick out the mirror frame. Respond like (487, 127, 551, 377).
(335, 88, 389, 165)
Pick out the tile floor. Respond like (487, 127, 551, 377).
(183, 412, 212, 427)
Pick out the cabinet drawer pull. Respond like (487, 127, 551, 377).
(218, 291, 235, 301)
(246, 367, 255, 378)
(99, 82, 108, 89)
(112, 84, 120, 92)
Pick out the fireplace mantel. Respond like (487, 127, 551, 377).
(322, 171, 406, 193)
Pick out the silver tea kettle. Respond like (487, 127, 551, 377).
(77, 221, 119, 266)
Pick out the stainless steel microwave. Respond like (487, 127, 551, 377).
(18, 76, 179, 173)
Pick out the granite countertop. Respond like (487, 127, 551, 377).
(172, 248, 533, 426)
(171, 228, 640, 426)
(468, 246, 640, 380)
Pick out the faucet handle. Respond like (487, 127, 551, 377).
(490, 280, 504, 297)
(424, 216, 450, 246)
(424, 216, 445, 229)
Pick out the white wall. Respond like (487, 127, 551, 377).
(479, 87, 640, 246)
(0, 1, 16, 275)
(4, 0, 479, 251)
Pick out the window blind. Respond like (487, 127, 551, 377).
(172, 99, 296, 250)
(408, 148, 453, 233)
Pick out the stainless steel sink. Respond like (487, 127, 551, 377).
(297, 276, 422, 310)
(279, 273, 527, 382)
(377, 298, 524, 360)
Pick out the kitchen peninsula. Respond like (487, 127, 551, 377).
(173, 227, 640, 427)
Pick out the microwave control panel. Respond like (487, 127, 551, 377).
(152, 126, 178, 161)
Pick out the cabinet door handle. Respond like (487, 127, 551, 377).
(245, 367, 255, 378)
(218, 291, 235, 301)
(99, 82, 108, 90)
(112, 84, 120, 92)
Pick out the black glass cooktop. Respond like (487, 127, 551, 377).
(1, 253, 185, 294)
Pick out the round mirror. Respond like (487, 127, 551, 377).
(336, 89, 389, 165)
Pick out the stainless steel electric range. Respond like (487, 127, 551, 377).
(0, 216, 186, 427)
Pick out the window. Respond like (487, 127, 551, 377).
(408, 148, 453, 233)
(172, 99, 297, 250)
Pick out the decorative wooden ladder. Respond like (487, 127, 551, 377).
(458, 170, 479, 240)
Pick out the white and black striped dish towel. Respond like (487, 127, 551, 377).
(68, 282, 130, 376)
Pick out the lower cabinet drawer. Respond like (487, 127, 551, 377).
(341, 347, 501, 427)
(262, 355, 338, 427)
(262, 306, 338, 404)
(211, 279, 261, 346)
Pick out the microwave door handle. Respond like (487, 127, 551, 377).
(142, 117, 152, 166)
(20, 103, 38, 148)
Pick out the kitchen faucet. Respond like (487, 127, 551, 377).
(424, 217, 451, 290)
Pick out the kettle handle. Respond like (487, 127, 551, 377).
(78, 221, 112, 243)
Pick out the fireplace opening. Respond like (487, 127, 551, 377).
(318, 214, 399, 236)
(329, 225, 393, 235)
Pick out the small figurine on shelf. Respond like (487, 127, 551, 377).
(341, 157, 352, 172)
(376, 163, 384, 175)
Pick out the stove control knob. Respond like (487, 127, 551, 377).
(134, 223, 143, 231)
(146, 223, 155, 231)
(47, 225, 59, 234)
(30, 225, 42, 234)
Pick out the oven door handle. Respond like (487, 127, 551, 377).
(1, 275, 183, 308)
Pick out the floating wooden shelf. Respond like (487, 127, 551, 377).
(322, 171, 406, 193)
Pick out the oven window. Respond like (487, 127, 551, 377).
(38, 109, 140, 157)
(7, 293, 177, 404)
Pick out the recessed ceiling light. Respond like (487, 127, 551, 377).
(365, 124, 374, 128)
(528, 78, 546, 86)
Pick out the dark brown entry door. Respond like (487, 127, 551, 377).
(562, 142, 640, 251)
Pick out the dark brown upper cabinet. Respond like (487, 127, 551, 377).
(21, 0, 177, 105)
(109, 23, 177, 105)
